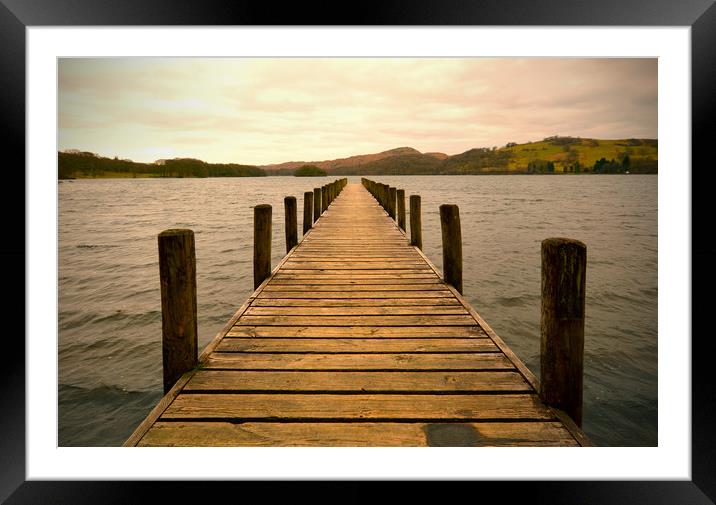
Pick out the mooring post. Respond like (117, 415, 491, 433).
(439, 204, 462, 294)
(540, 237, 587, 427)
(313, 187, 321, 223)
(409, 194, 422, 249)
(397, 189, 406, 231)
(158, 229, 198, 394)
(303, 191, 313, 235)
(388, 187, 397, 220)
(284, 196, 297, 253)
(253, 204, 272, 289)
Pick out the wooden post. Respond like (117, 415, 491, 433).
(313, 187, 321, 223)
(322, 185, 328, 214)
(540, 237, 587, 427)
(397, 189, 406, 231)
(284, 196, 297, 254)
(410, 195, 422, 250)
(439, 204, 462, 294)
(303, 191, 313, 235)
(388, 187, 397, 220)
(253, 204, 272, 290)
(158, 229, 198, 394)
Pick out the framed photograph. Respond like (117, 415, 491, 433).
(6, 0, 715, 502)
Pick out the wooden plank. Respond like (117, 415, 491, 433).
(184, 370, 528, 392)
(203, 352, 514, 370)
(139, 421, 579, 447)
(235, 315, 477, 326)
(160, 393, 553, 421)
(262, 284, 449, 292)
(227, 325, 487, 337)
(217, 337, 497, 353)
(269, 278, 442, 285)
(287, 257, 424, 262)
(256, 291, 454, 299)
(279, 269, 433, 275)
(281, 263, 428, 270)
(272, 273, 439, 279)
(250, 298, 462, 307)
(243, 306, 469, 316)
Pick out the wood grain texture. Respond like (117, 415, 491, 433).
(217, 337, 497, 353)
(253, 204, 272, 290)
(130, 182, 586, 447)
(303, 191, 313, 235)
(250, 297, 462, 307)
(157, 229, 198, 394)
(541, 238, 587, 427)
(138, 421, 579, 447)
(161, 393, 553, 420)
(203, 352, 514, 370)
(243, 306, 469, 316)
(184, 370, 529, 392)
(226, 325, 488, 337)
(284, 196, 298, 253)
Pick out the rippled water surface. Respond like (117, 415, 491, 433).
(58, 175, 657, 446)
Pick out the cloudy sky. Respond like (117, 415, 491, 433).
(58, 58, 657, 165)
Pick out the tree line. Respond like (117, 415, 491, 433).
(58, 151, 265, 179)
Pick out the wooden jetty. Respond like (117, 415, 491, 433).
(125, 179, 591, 447)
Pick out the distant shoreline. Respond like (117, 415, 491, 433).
(59, 172, 653, 181)
(59, 136, 657, 179)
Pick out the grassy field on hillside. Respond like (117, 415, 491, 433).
(502, 137, 657, 172)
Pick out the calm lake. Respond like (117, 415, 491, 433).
(58, 175, 657, 447)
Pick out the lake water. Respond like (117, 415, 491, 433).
(58, 175, 657, 447)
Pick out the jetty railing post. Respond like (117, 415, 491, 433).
(158, 229, 198, 394)
(439, 204, 463, 294)
(253, 204, 272, 290)
(540, 238, 587, 427)
(397, 189, 406, 230)
(322, 185, 328, 214)
(313, 187, 321, 223)
(388, 187, 397, 220)
(303, 191, 313, 235)
(409, 194, 422, 249)
(284, 196, 297, 253)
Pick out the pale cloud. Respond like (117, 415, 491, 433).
(58, 58, 657, 165)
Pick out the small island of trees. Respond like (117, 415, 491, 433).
(294, 164, 327, 177)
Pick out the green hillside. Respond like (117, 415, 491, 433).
(501, 136, 657, 173)
(323, 137, 656, 175)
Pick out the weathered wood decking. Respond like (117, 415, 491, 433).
(126, 183, 590, 447)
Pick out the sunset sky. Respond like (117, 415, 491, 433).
(58, 58, 657, 166)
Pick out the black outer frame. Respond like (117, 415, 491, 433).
(2, 0, 714, 503)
